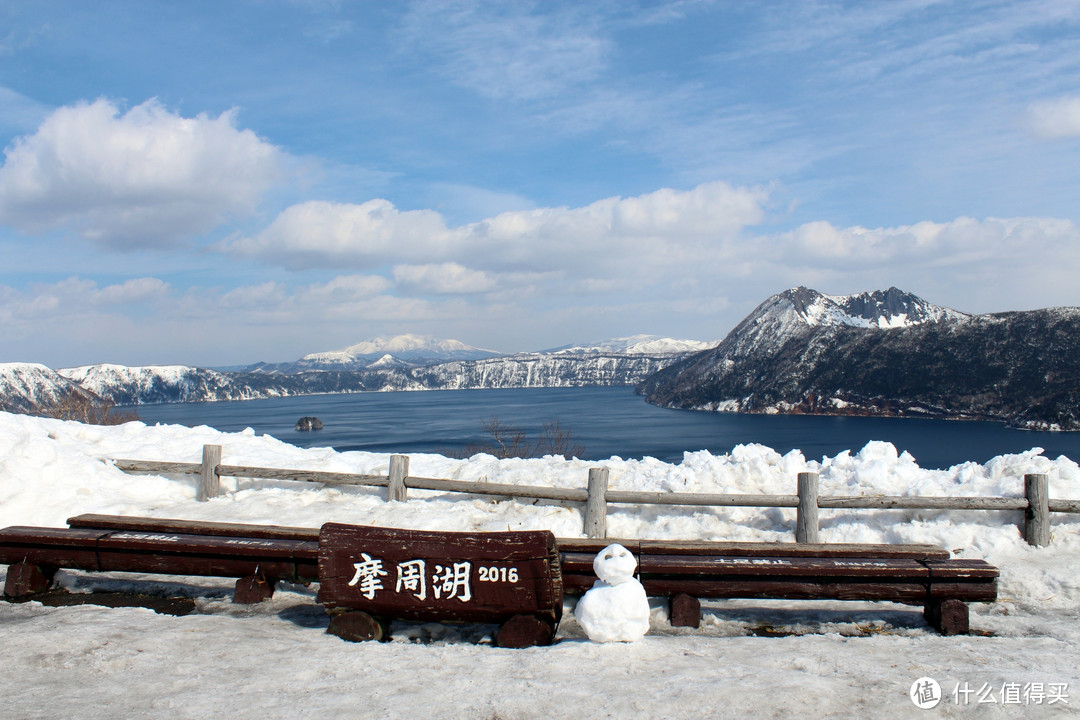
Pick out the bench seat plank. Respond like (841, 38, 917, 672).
(639, 579, 932, 603)
(0, 526, 108, 570)
(1, 526, 319, 584)
(640, 556, 933, 579)
(559, 539, 951, 560)
(68, 514, 321, 541)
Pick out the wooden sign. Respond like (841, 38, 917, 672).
(317, 524, 563, 646)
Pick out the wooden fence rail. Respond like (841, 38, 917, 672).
(113, 445, 1080, 546)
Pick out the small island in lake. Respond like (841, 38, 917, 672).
(295, 416, 323, 431)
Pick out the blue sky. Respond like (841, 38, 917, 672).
(1, 0, 1079, 367)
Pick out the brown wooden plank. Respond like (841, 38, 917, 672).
(67, 519, 953, 560)
(641, 541, 950, 559)
(640, 555, 932, 579)
(0, 527, 109, 570)
(561, 574, 596, 595)
(640, 579, 931, 602)
(2, 525, 320, 583)
(556, 538, 949, 559)
(94, 530, 318, 582)
(94, 551, 303, 581)
(67, 514, 321, 541)
(95, 531, 315, 559)
(927, 582, 997, 602)
(923, 559, 999, 580)
(2, 526, 112, 546)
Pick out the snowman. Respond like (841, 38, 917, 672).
(573, 543, 650, 642)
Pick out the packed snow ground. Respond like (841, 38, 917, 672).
(1, 411, 1078, 719)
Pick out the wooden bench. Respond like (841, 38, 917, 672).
(5, 515, 564, 648)
(559, 539, 998, 635)
(1, 518, 319, 604)
(4, 515, 997, 637)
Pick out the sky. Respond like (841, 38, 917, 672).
(1, 0, 1079, 368)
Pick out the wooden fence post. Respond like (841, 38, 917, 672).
(1024, 473, 1050, 546)
(796, 472, 820, 543)
(388, 454, 409, 502)
(585, 468, 609, 539)
(197, 444, 222, 502)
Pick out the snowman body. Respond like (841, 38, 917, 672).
(574, 543, 651, 643)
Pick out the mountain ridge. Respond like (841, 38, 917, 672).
(0, 334, 707, 412)
(639, 288, 1080, 430)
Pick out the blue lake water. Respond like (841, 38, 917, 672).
(125, 386, 1080, 469)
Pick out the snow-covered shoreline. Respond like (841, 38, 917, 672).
(1, 411, 1077, 718)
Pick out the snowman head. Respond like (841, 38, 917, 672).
(593, 543, 637, 585)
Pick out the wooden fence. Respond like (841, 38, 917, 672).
(113, 444, 1080, 547)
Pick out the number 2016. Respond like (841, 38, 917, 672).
(478, 566, 519, 583)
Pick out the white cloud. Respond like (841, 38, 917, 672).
(393, 262, 497, 295)
(93, 277, 170, 305)
(300, 274, 394, 301)
(222, 181, 771, 280)
(222, 199, 452, 269)
(0, 98, 284, 248)
(398, 0, 610, 101)
(779, 216, 1080, 269)
(1027, 95, 1080, 138)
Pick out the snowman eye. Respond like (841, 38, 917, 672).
(603, 553, 612, 560)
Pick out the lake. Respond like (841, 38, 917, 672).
(124, 386, 1080, 469)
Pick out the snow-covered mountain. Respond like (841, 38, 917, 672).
(715, 286, 968, 358)
(786, 286, 970, 329)
(1, 331, 706, 411)
(409, 352, 678, 390)
(546, 335, 716, 356)
(640, 287, 1080, 430)
(245, 334, 500, 373)
(0, 363, 93, 414)
(56, 364, 291, 406)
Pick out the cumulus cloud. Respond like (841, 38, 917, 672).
(779, 216, 1080, 269)
(7, 208, 1080, 365)
(0, 98, 284, 248)
(1027, 95, 1080, 139)
(393, 262, 498, 295)
(221, 181, 770, 280)
(222, 199, 452, 268)
(92, 277, 171, 305)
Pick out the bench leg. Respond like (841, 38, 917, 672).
(497, 614, 556, 648)
(326, 610, 389, 643)
(925, 599, 969, 635)
(670, 593, 701, 628)
(233, 575, 276, 604)
(4, 562, 56, 598)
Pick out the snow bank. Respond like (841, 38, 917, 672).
(2, 412, 1079, 610)
(2, 411, 1078, 718)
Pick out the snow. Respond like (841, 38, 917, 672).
(58, 364, 215, 395)
(317, 333, 497, 362)
(575, 544, 651, 642)
(1, 411, 1078, 718)
(0, 362, 87, 414)
(549, 334, 714, 355)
